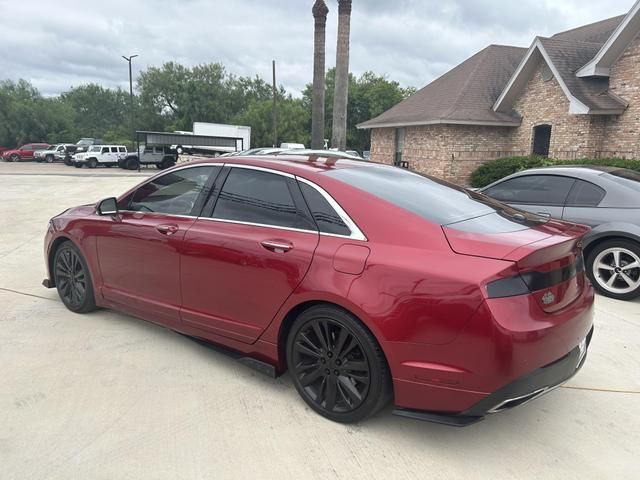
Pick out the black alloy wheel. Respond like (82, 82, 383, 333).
(53, 242, 96, 313)
(287, 305, 392, 423)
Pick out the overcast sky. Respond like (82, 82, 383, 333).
(0, 0, 634, 97)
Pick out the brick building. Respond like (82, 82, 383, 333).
(358, 1, 640, 185)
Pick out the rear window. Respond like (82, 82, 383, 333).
(324, 165, 496, 225)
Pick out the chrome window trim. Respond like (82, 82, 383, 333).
(118, 210, 197, 220)
(120, 162, 367, 241)
(296, 177, 367, 241)
(198, 216, 319, 235)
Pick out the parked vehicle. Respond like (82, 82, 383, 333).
(172, 122, 251, 155)
(480, 166, 640, 300)
(1, 143, 50, 162)
(119, 145, 177, 170)
(0, 147, 10, 156)
(280, 142, 305, 149)
(35, 144, 76, 163)
(74, 138, 103, 154)
(72, 145, 127, 168)
(43, 156, 593, 425)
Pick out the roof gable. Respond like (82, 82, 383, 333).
(577, 0, 640, 77)
(357, 45, 525, 129)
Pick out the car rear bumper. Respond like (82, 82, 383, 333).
(393, 326, 593, 426)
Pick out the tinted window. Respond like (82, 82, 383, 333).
(483, 175, 575, 205)
(324, 165, 496, 225)
(118, 147, 126, 153)
(213, 168, 314, 230)
(299, 182, 351, 236)
(110, 147, 118, 153)
(129, 166, 215, 215)
(566, 180, 606, 206)
(101, 147, 109, 154)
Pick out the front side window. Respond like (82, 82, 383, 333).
(110, 147, 118, 153)
(483, 175, 575, 206)
(299, 182, 350, 236)
(212, 168, 314, 230)
(89, 146, 101, 153)
(128, 166, 216, 215)
(101, 147, 109, 154)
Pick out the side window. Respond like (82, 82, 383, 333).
(110, 147, 118, 153)
(118, 147, 126, 153)
(299, 182, 351, 236)
(484, 175, 575, 205)
(128, 166, 217, 215)
(101, 147, 109, 154)
(566, 180, 606, 207)
(212, 168, 314, 230)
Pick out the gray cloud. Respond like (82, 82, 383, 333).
(0, 0, 634, 97)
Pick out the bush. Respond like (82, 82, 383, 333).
(470, 156, 640, 188)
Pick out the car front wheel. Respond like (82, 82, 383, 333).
(10, 154, 19, 162)
(587, 239, 640, 300)
(53, 241, 97, 313)
(286, 305, 392, 423)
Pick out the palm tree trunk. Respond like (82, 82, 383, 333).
(311, 1, 329, 150)
(331, 0, 352, 151)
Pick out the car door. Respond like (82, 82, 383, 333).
(20, 145, 34, 160)
(482, 174, 575, 219)
(562, 179, 607, 227)
(180, 165, 320, 343)
(94, 165, 219, 326)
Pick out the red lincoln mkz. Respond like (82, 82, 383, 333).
(43, 154, 594, 425)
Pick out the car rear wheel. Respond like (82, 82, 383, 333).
(125, 157, 139, 170)
(286, 305, 392, 423)
(87, 158, 98, 169)
(587, 239, 640, 300)
(53, 242, 97, 313)
(74, 163, 82, 168)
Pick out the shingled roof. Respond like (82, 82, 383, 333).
(359, 10, 633, 130)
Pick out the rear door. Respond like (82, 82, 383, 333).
(482, 174, 575, 219)
(95, 165, 219, 325)
(180, 165, 319, 343)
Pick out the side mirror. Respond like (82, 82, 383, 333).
(97, 197, 118, 216)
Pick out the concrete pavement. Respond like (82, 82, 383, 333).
(0, 162, 638, 479)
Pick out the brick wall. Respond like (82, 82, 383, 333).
(601, 35, 640, 158)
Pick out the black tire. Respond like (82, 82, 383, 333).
(74, 163, 83, 168)
(87, 158, 98, 169)
(587, 239, 640, 301)
(105, 164, 112, 168)
(64, 157, 72, 166)
(159, 156, 174, 169)
(46, 154, 54, 163)
(10, 154, 20, 162)
(53, 241, 97, 313)
(286, 305, 392, 423)
(125, 157, 139, 170)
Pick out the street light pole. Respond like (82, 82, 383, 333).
(122, 54, 138, 153)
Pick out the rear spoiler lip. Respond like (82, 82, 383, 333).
(502, 223, 591, 265)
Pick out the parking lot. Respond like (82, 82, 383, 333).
(1, 161, 639, 479)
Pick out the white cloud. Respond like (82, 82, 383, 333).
(0, 0, 634, 96)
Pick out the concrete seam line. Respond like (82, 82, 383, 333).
(0, 287, 58, 302)
(560, 385, 640, 394)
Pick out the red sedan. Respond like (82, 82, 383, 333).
(43, 155, 594, 425)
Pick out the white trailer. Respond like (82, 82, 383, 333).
(171, 123, 251, 156)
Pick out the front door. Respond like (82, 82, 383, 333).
(180, 166, 319, 343)
(95, 165, 218, 326)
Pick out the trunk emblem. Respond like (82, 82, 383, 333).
(542, 291, 555, 305)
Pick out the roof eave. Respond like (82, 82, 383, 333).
(576, 0, 640, 78)
(356, 118, 521, 130)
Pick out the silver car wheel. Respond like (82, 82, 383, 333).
(593, 247, 640, 295)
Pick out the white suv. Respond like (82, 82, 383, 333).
(73, 145, 128, 168)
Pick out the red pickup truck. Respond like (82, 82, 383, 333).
(1, 143, 51, 162)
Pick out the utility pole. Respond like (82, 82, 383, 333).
(272, 60, 278, 148)
(122, 54, 139, 150)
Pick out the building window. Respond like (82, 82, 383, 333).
(394, 128, 408, 168)
(532, 124, 552, 157)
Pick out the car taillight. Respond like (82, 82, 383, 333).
(486, 274, 530, 298)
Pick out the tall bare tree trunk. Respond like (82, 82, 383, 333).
(331, 0, 352, 151)
(311, 1, 329, 150)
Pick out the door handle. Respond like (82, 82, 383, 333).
(536, 212, 551, 218)
(260, 240, 293, 253)
(156, 224, 179, 235)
